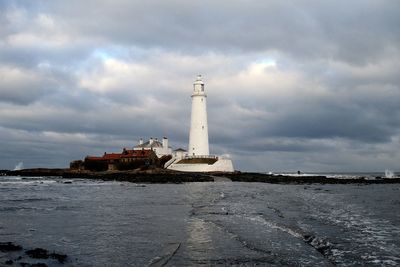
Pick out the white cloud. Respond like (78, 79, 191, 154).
(3, 10, 73, 48)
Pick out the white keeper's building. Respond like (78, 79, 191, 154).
(133, 137, 172, 158)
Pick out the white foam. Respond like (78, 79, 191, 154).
(385, 169, 395, 178)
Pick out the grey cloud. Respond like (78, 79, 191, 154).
(35, 0, 400, 64)
(0, 97, 189, 139)
(0, 65, 58, 104)
(0, 1, 399, 171)
(213, 87, 399, 145)
(2, 1, 399, 67)
(0, 44, 95, 69)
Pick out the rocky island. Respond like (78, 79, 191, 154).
(2, 168, 400, 184)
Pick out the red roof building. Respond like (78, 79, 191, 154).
(85, 149, 154, 161)
(83, 148, 157, 171)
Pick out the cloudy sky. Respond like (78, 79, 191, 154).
(1, 0, 399, 172)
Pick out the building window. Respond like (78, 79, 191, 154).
(202, 126, 204, 129)
(201, 85, 204, 91)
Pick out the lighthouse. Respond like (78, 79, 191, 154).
(188, 75, 209, 156)
(165, 75, 234, 172)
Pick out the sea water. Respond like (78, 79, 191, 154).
(1, 176, 399, 266)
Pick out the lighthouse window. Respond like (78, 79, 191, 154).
(201, 84, 204, 91)
(202, 126, 204, 129)
(201, 98, 203, 102)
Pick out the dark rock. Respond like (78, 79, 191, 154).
(5, 168, 400, 184)
(26, 248, 49, 259)
(214, 172, 400, 184)
(24, 247, 67, 264)
(0, 242, 23, 252)
(0, 241, 68, 266)
(50, 252, 67, 263)
(303, 234, 314, 243)
(7, 168, 214, 184)
(303, 234, 331, 256)
(0, 169, 11, 176)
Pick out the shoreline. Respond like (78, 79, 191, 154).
(1, 168, 400, 184)
(1, 168, 214, 183)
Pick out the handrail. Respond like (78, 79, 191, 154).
(183, 155, 218, 159)
(164, 157, 177, 168)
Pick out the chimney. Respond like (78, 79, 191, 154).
(149, 137, 154, 145)
(162, 137, 168, 148)
(139, 138, 143, 145)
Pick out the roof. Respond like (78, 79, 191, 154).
(121, 149, 153, 158)
(174, 148, 187, 152)
(86, 153, 121, 161)
(86, 149, 154, 161)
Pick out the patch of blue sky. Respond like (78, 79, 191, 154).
(255, 57, 277, 67)
(75, 46, 149, 72)
(92, 46, 149, 61)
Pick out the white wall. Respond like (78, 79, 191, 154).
(167, 158, 234, 172)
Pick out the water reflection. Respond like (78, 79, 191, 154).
(183, 182, 215, 263)
(186, 218, 213, 261)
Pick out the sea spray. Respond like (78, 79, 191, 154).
(14, 162, 24, 171)
(384, 169, 395, 178)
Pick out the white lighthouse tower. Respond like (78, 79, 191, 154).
(166, 75, 234, 172)
(188, 75, 209, 156)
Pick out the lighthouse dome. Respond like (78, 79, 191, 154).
(194, 75, 204, 84)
